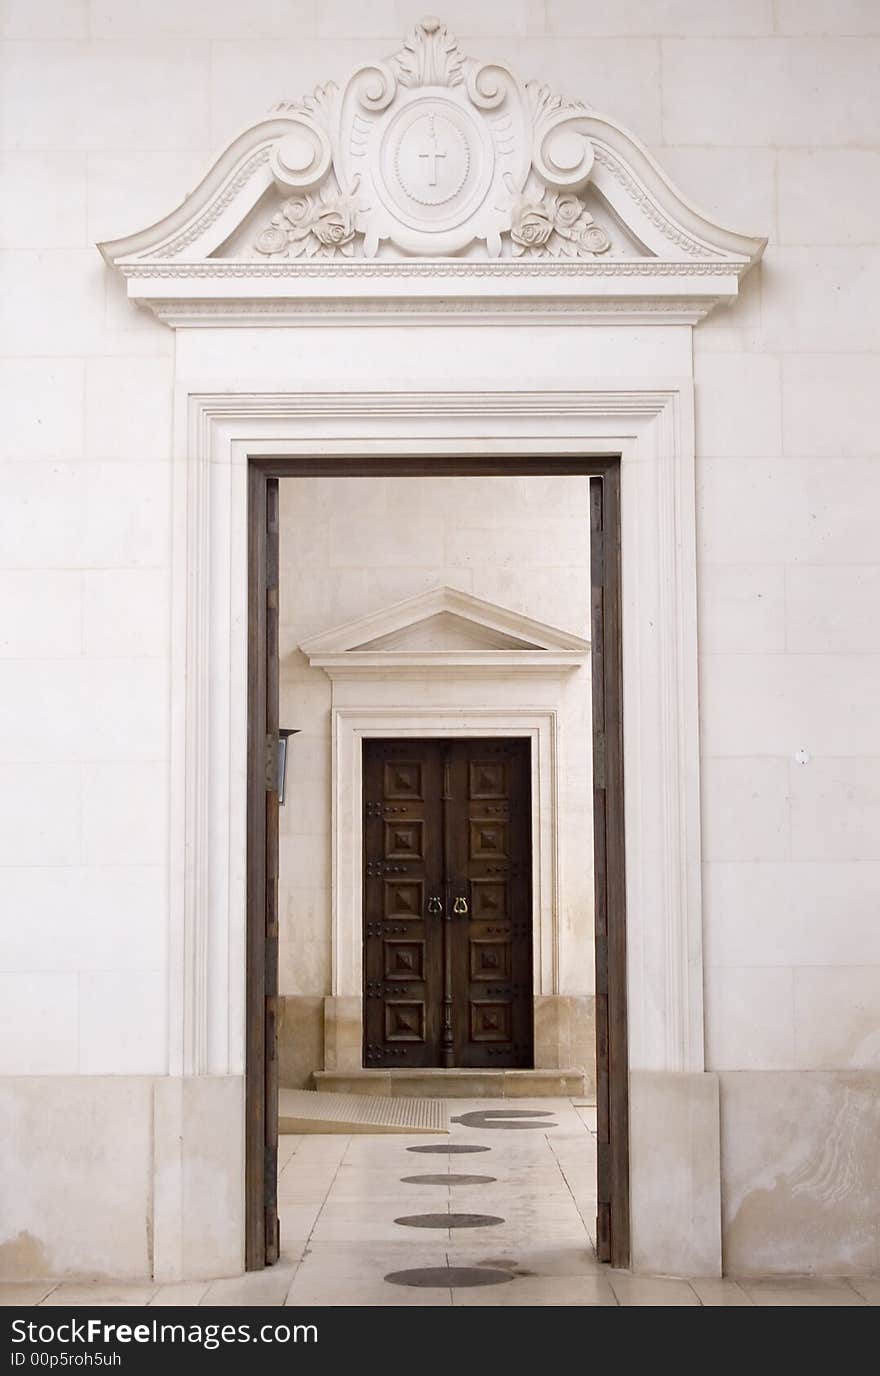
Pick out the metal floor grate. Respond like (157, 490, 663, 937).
(278, 1088, 449, 1135)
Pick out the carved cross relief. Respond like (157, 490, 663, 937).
(417, 116, 447, 188)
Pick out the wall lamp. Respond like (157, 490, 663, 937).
(277, 728, 300, 805)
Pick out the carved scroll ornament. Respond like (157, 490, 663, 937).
(252, 15, 612, 261)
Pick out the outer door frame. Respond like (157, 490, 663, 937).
(245, 454, 629, 1269)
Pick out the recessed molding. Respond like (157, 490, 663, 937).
(174, 386, 704, 1084)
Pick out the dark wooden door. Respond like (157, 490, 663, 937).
(363, 738, 533, 1070)
(363, 740, 444, 1069)
(245, 472, 280, 1268)
(591, 471, 629, 1268)
(447, 740, 532, 1067)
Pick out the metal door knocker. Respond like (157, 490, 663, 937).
(427, 896, 443, 914)
(453, 896, 469, 915)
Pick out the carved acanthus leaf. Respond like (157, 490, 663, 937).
(525, 80, 588, 123)
(393, 15, 464, 89)
(272, 82, 337, 123)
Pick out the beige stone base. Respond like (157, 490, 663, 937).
(0, 1075, 244, 1283)
(719, 1070, 880, 1277)
(5, 1069, 877, 1281)
(314, 1068, 586, 1097)
(322, 994, 361, 1073)
(318, 992, 596, 1089)
(534, 995, 596, 1095)
(629, 1070, 723, 1278)
(278, 995, 324, 1089)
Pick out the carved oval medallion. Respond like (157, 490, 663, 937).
(378, 95, 493, 233)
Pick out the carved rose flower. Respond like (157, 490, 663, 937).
(579, 222, 611, 254)
(311, 202, 357, 248)
(254, 223, 288, 256)
(547, 194, 611, 254)
(254, 198, 313, 257)
(254, 186, 362, 259)
(510, 203, 554, 251)
(281, 197, 315, 241)
(505, 184, 611, 258)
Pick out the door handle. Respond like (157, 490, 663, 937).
(427, 896, 443, 915)
(453, 896, 469, 916)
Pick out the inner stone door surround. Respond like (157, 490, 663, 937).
(299, 583, 591, 1077)
(326, 712, 560, 1074)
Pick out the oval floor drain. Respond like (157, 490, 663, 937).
(406, 1143, 491, 1154)
(385, 1265, 517, 1287)
(394, 1212, 504, 1228)
(385, 1266, 513, 1288)
(400, 1174, 497, 1186)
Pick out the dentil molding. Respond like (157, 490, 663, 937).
(98, 15, 764, 326)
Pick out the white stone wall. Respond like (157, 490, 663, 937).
(2, 1, 879, 1277)
(3, 0, 876, 1084)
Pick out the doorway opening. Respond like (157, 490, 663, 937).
(246, 459, 628, 1271)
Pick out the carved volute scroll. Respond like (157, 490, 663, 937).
(253, 15, 611, 261)
(97, 15, 766, 325)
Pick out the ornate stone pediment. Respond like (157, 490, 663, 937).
(300, 586, 590, 675)
(98, 15, 765, 325)
(251, 15, 615, 263)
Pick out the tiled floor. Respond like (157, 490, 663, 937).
(1, 1099, 875, 1308)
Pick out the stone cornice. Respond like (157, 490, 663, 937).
(119, 256, 742, 327)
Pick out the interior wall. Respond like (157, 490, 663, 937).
(277, 474, 594, 1086)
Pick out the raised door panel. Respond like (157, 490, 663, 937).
(449, 740, 533, 1069)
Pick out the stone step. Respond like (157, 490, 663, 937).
(312, 1069, 586, 1098)
(278, 1087, 448, 1134)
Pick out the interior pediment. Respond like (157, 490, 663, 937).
(97, 15, 765, 326)
(301, 586, 589, 675)
(353, 610, 543, 653)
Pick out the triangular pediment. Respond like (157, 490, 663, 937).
(301, 586, 589, 675)
(96, 16, 765, 328)
(354, 610, 543, 653)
